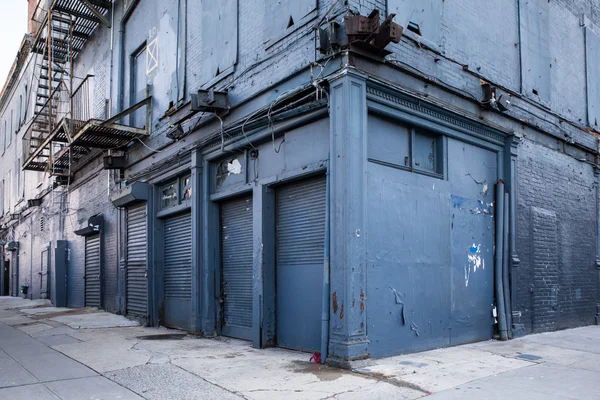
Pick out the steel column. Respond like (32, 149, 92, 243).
(191, 150, 203, 333)
(327, 70, 369, 364)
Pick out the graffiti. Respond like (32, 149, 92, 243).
(464, 243, 484, 287)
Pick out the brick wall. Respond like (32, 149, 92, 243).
(515, 138, 598, 333)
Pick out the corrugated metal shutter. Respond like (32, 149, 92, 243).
(221, 196, 253, 340)
(277, 177, 326, 266)
(84, 234, 101, 308)
(276, 176, 326, 351)
(163, 211, 192, 330)
(164, 212, 192, 299)
(127, 203, 147, 317)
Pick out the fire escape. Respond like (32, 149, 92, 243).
(23, 0, 151, 183)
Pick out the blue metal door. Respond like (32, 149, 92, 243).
(163, 212, 192, 330)
(366, 121, 498, 357)
(448, 139, 496, 345)
(276, 176, 326, 352)
(221, 196, 253, 340)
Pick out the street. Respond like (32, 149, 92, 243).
(0, 297, 598, 399)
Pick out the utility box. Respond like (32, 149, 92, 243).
(54, 241, 68, 308)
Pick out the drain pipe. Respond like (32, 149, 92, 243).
(495, 181, 508, 340)
(320, 153, 331, 364)
(30, 215, 33, 300)
(503, 192, 513, 339)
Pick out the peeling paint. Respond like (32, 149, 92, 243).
(359, 290, 365, 312)
(451, 195, 493, 216)
(389, 286, 406, 325)
(410, 321, 420, 336)
(464, 243, 484, 287)
(340, 304, 344, 319)
(332, 292, 338, 314)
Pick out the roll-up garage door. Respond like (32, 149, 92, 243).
(276, 176, 326, 351)
(221, 196, 253, 340)
(127, 203, 147, 317)
(163, 212, 192, 330)
(84, 234, 101, 307)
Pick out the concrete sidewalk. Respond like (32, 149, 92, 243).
(1, 297, 599, 399)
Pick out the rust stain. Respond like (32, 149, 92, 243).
(360, 289, 365, 312)
(340, 304, 345, 319)
(332, 292, 338, 314)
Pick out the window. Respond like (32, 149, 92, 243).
(18, 96, 22, 127)
(161, 181, 178, 209)
(413, 130, 441, 174)
(8, 111, 12, 147)
(368, 115, 444, 178)
(0, 180, 4, 215)
(181, 175, 192, 201)
(160, 174, 192, 210)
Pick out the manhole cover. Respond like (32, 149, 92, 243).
(136, 334, 187, 341)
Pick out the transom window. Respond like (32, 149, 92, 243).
(160, 174, 192, 210)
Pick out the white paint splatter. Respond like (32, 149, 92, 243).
(482, 184, 489, 195)
(227, 159, 242, 175)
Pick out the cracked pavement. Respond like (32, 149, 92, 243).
(1, 297, 599, 399)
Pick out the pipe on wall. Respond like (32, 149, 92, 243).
(29, 215, 33, 300)
(320, 153, 331, 364)
(495, 181, 508, 340)
(503, 191, 513, 339)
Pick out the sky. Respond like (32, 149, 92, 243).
(0, 0, 28, 91)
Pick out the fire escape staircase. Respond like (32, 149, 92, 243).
(23, 0, 151, 182)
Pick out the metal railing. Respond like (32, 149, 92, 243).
(22, 80, 69, 166)
(70, 74, 94, 123)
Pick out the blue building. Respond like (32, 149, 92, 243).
(0, 0, 598, 365)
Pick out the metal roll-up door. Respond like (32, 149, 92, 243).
(84, 234, 101, 308)
(276, 176, 326, 351)
(221, 196, 253, 340)
(127, 203, 148, 317)
(164, 212, 192, 330)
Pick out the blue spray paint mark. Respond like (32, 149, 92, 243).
(469, 244, 479, 253)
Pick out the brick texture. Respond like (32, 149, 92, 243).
(515, 138, 598, 333)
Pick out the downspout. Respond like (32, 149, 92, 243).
(0, 245, 4, 296)
(108, 0, 115, 117)
(117, 6, 125, 113)
(320, 152, 331, 364)
(503, 192, 513, 339)
(516, 0, 523, 93)
(495, 181, 508, 340)
(15, 247, 19, 297)
(30, 215, 33, 300)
